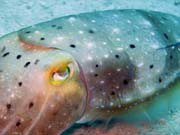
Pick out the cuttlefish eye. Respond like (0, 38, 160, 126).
(50, 65, 72, 85)
(0, 46, 87, 135)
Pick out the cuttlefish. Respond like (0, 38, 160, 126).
(0, 9, 180, 135)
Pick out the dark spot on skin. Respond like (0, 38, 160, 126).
(16, 55, 22, 59)
(1, 46, 6, 52)
(161, 17, 167, 21)
(24, 62, 31, 68)
(110, 91, 115, 96)
(6, 104, 11, 110)
(123, 79, 129, 85)
(159, 77, 162, 83)
(16, 120, 21, 127)
(129, 44, 136, 49)
(95, 64, 99, 68)
(53, 111, 58, 116)
(169, 55, 173, 60)
(70, 44, 76, 48)
(88, 29, 95, 34)
(74, 104, 79, 110)
(51, 24, 56, 27)
(115, 54, 120, 59)
(164, 33, 169, 40)
(149, 64, 154, 69)
(18, 82, 22, 87)
(94, 74, 98, 77)
(25, 31, 31, 34)
(34, 59, 40, 65)
(2, 52, 10, 57)
(40, 37, 45, 40)
(57, 26, 63, 30)
(29, 102, 34, 109)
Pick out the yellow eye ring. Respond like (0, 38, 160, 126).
(50, 66, 71, 85)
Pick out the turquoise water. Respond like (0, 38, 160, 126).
(0, 0, 180, 36)
(0, 1, 180, 135)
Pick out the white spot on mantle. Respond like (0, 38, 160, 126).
(68, 17, 76, 23)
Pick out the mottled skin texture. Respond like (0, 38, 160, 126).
(0, 36, 87, 134)
(0, 9, 180, 135)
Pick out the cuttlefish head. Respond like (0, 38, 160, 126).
(0, 36, 87, 135)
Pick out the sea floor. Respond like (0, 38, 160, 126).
(0, 0, 180, 36)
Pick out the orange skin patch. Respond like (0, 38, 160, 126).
(19, 37, 54, 51)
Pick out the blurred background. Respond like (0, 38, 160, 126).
(0, 0, 180, 36)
